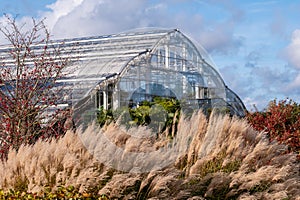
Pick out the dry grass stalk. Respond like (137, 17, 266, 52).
(0, 110, 299, 199)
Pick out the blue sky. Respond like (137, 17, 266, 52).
(0, 0, 299, 110)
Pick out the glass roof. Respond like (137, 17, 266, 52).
(61, 29, 177, 103)
(0, 28, 245, 116)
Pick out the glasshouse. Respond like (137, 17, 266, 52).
(1, 28, 246, 123)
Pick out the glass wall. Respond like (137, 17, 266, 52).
(58, 29, 246, 121)
(112, 29, 231, 113)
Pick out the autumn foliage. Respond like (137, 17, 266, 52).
(0, 16, 71, 160)
(247, 99, 300, 156)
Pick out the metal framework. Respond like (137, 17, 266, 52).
(0, 28, 246, 119)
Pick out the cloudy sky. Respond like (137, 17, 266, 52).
(0, 0, 299, 110)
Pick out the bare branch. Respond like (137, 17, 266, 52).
(0, 15, 72, 160)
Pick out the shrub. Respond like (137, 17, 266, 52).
(247, 99, 300, 156)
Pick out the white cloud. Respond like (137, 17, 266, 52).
(243, 97, 267, 111)
(0, 14, 35, 44)
(43, 0, 85, 32)
(290, 73, 300, 87)
(198, 26, 244, 54)
(38, 0, 243, 54)
(45, 0, 152, 38)
(286, 73, 300, 92)
(283, 29, 300, 69)
(282, 29, 300, 91)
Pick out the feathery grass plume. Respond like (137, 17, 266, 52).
(0, 131, 108, 194)
(0, 110, 299, 199)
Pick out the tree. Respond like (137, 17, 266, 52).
(0, 16, 71, 160)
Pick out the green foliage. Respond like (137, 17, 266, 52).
(222, 159, 242, 174)
(249, 180, 272, 194)
(198, 151, 241, 177)
(186, 176, 212, 197)
(207, 107, 231, 117)
(129, 104, 151, 126)
(13, 175, 29, 194)
(97, 97, 181, 135)
(247, 98, 300, 156)
(0, 186, 104, 199)
(97, 106, 114, 127)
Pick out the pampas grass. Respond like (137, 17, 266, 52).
(0, 110, 299, 199)
(0, 131, 107, 194)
